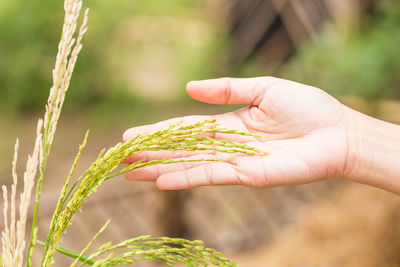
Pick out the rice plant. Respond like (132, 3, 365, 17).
(0, 0, 267, 266)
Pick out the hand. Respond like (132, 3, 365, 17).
(123, 77, 357, 190)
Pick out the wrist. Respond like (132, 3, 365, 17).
(346, 109, 400, 194)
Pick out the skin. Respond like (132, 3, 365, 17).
(123, 77, 400, 194)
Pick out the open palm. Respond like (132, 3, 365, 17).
(123, 77, 353, 190)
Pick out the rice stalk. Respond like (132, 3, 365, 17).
(41, 119, 265, 266)
(1, 0, 89, 262)
(70, 220, 111, 267)
(26, 0, 89, 264)
(84, 236, 236, 267)
(1, 120, 43, 267)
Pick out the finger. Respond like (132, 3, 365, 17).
(124, 154, 217, 181)
(123, 150, 206, 164)
(186, 77, 280, 105)
(123, 115, 213, 164)
(123, 115, 213, 142)
(156, 162, 242, 190)
(123, 112, 257, 163)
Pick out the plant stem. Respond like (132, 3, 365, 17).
(26, 146, 50, 267)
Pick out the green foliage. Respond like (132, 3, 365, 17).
(0, 0, 225, 115)
(0, 0, 61, 112)
(279, 0, 400, 100)
(0, 0, 111, 113)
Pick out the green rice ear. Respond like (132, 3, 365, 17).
(84, 236, 236, 267)
(41, 119, 265, 266)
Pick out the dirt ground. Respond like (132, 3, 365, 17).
(231, 183, 400, 267)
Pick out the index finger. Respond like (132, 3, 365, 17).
(186, 76, 281, 106)
(122, 115, 213, 142)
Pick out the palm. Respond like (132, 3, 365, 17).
(124, 77, 351, 189)
(223, 79, 349, 187)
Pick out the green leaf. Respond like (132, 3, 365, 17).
(36, 240, 95, 266)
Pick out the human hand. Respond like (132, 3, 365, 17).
(123, 77, 358, 190)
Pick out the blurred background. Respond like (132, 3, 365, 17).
(1, 0, 400, 266)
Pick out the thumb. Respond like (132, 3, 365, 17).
(186, 77, 279, 105)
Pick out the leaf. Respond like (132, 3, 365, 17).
(36, 240, 95, 266)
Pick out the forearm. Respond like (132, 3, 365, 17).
(348, 110, 400, 194)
